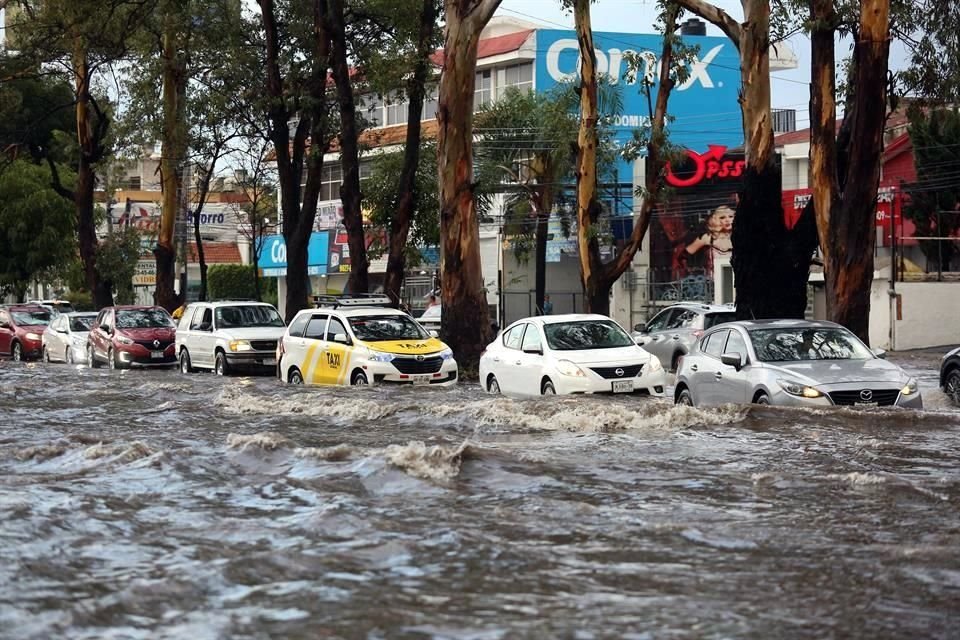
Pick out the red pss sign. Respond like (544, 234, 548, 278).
(665, 145, 746, 188)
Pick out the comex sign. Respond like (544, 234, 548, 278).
(260, 233, 329, 277)
(545, 39, 725, 91)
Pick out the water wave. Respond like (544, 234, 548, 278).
(384, 440, 476, 481)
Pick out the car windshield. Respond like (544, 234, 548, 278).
(70, 316, 95, 332)
(11, 310, 51, 326)
(543, 320, 634, 351)
(705, 312, 736, 329)
(215, 305, 284, 328)
(116, 309, 174, 329)
(349, 315, 427, 341)
(749, 327, 874, 362)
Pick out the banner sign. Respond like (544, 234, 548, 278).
(259, 232, 329, 277)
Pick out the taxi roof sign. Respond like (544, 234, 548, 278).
(313, 294, 393, 309)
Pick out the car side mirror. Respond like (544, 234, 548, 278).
(0, 323, 11, 330)
(56, 327, 68, 334)
(633, 323, 647, 333)
(333, 332, 351, 345)
(872, 348, 887, 359)
(720, 352, 744, 371)
(522, 345, 542, 355)
(428, 330, 439, 338)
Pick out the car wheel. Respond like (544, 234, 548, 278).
(754, 392, 771, 405)
(288, 368, 304, 385)
(179, 349, 194, 374)
(487, 375, 500, 394)
(42, 346, 50, 363)
(108, 348, 117, 370)
(12, 341, 22, 362)
(66, 347, 73, 364)
(676, 388, 694, 406)
(351, 370, 368, 386)
(945, 369, 960, 406)
(215, 352, 229, 376)
(542, 379, 555, 395)
(87, 346, 101, 369)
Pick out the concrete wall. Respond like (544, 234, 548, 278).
(892, 282, 960, 350)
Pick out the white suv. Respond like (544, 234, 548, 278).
(176, 300, 286, 375)
(278, 295, 458, 387)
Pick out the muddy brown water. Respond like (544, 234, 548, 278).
(1, 351, 958, 639)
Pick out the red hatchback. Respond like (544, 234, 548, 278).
(0, 305, 53, 361)
(87, 306, 177, 369)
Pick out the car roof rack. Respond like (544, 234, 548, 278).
(313, 294, 393, 309)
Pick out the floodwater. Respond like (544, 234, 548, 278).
(1, 352, 958, 639)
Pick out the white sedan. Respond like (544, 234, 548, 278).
(479, 314, 667, 397)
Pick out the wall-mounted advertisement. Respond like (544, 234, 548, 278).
(259, 232, 329, 277)
(649, 146, 744, 299)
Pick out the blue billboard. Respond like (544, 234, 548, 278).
(259, 232, 329, 277)
(534, 29, 742, 164)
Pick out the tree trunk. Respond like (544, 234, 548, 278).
(823, 0, 891, 343)
(677, 0, 817, 319)
(193, 208, 207, 301)
(72, 45, 113, 310)
(258, 0, 330, 323)
(384, 0, 437, 308)
(533, 184, 552, 315)
(155, 15, 187, 312)
(573, 0, 606, 314)
(328, 0, 368, 294)
(437, 0, 501, 368)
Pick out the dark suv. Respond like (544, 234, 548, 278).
(632, 303, 737, 371)
(0, 305, 53, 361)
(87, 306, 177, 369)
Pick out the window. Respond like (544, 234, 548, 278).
(349, 315, 427, 341)
(667, 309, 699, 330)
(704, 330, 728, 358)
(543, 321, 635, 351)
(216, 305, 284, 328)
(326, 317, 349, 342)
(422, 90, 439, 121)
(705, 312, 736, 329)
(70, 315, 95, 332)
(749, 327, 873, 362)
(359, 161, 372, 181)
(645, 309, 673, 332)
(725, 330, 747, 357)
(190, 307, 210, 330)
(361, 95, 383, 127)
(503, 324, 525, 350)
(304, 314, 329, 340)
(386, 98, 408, 126)
(502, 62, 533, 94)
(288, 314, 310, 338)
(320, 164, 342, 202)
(474, 69, 492, 110)
(521, 324, 542, 352)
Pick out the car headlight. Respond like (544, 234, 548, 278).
(777, 378, 823, 398)
(556, 359, 585, 377)
(229, 340, 253, 352)
(647, 356, 662, 372)
(115, 335, 134, 345)
(367, 350, 395, 362)
(25, 332, 42, 341)
(901, 378, 918, 396)
(439, 348, 454, 361)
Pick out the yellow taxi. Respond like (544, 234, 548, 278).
(277, 295, 458, 387)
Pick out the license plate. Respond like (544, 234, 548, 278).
(854, 401, 877, 407)
(612, 380, 634, 393)
(411, 374, 431, 385)
(151, 351, 164, 359)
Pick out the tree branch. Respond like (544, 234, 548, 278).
(46, 157, 76, 202)
(673, 0, 742, 49)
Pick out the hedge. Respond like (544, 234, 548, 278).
(208, 264, 277, 302)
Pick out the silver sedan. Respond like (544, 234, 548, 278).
(42, 312, 97, 364)
(674, 319, 922, 409)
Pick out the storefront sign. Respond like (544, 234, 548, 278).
(259, 232, 329, 277)
(665, 145, 745, 188)
(133, 260, 156, 286)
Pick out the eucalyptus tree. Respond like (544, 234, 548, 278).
(254, 0, 337, 321)
(436, 0, 503, 368)
(569, 0, 688, 315)
(8, 0, 158, 309)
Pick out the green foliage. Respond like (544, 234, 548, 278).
(904, 108, 960, 270)
(207, 264, 276, 301)
(65, 290, 94, 311)
(0, 161, 77, 297)
(96, 227, 144, 304)
(0, 59, 75, 163)
(362, 143, 440, 264)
